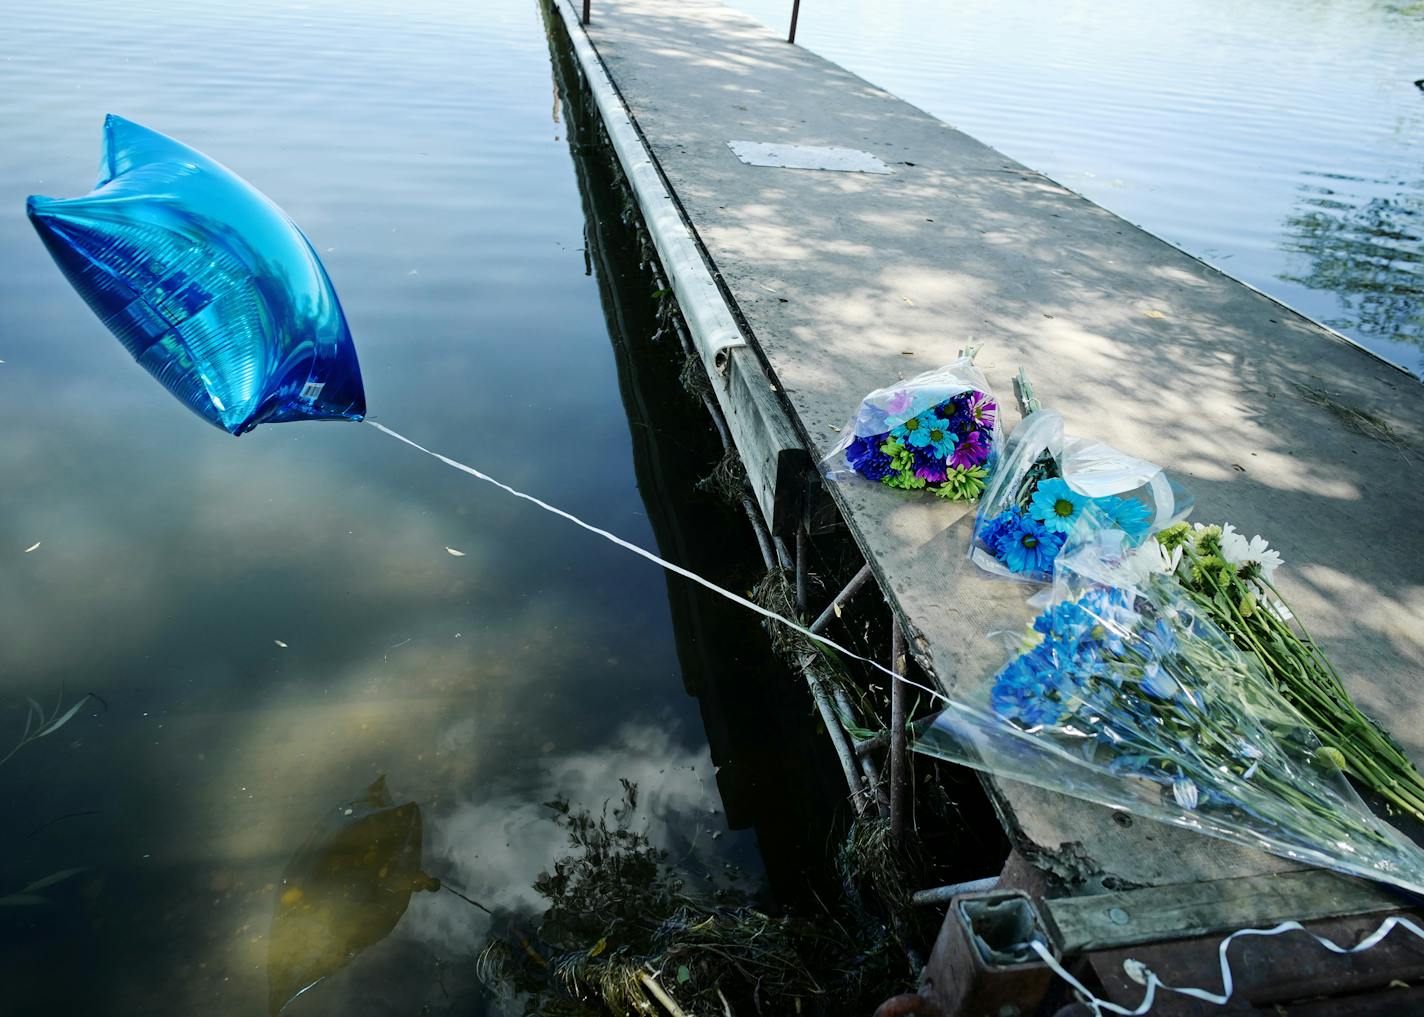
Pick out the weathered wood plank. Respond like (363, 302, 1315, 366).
(719, 346, 808, 538)
(1047, 869, 1408, 955)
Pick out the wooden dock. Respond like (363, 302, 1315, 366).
(552, 0, 1424, 1006)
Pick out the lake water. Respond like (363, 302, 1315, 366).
(731, 0, 1424, 377)
(0, 2, 844, 1014)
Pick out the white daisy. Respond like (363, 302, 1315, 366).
(1219, 524, 1283, 583)
(1119, 538, 1181, 588)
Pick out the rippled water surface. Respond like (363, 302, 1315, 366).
(0, 2, 807, 1013)
(731, 0, 1424, 376)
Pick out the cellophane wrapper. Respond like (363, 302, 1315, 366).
(970, 409, 1192, 583)
(914, 522, 1424, 897)
(823, 357, 1002, 501)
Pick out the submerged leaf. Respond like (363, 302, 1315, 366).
(267, 776, 436, 1015)
(36, 696, 91, 739)
(18, 867, 88, 894)
(0, 894, 52, 907)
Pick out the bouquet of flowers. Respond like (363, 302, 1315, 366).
(827, 357, 1000, 502)
(914, 527, 1424, 896)
(1134, 521, 1424, 825)
(971, 409, 1189, 581)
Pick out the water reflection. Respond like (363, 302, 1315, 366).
(0, 0, 769, 1013)
(268, 776, 438, 1014)
(1282, 174, 1424, 357)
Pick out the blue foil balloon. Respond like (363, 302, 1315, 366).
(27, 115, 365, 435)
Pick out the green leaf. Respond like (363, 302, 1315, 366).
(19, 867, 88, 895)
(0, 894, 52, 907)
(676, 965, 691, 984)
(37, 696, 90, 739)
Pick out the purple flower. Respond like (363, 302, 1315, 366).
(950, 429, 990, 469)
(910, 444, 947, 483)
(944, 396, 977, 434)
(847, 433, 895, 482)
(966, 391, 997, 432)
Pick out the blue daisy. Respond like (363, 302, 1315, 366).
(998, 514, 1064, 575)
(1093, 495, 1154, 540)
(890, 414, 925, 444)
(978, 509, 1020, 555)
(1082, 588, 1141, 654)
(1028, 478, 1090, 535)
(920, 416, 957, 457)
(904, 413, 950, 450)
(990, 650, 1068, 728)
(1033, 597, 1100, 649)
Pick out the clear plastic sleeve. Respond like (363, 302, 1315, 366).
(823, 356, 1002, 502)
(913, 524, 1424, 897)
(970, 409, 1192, 582)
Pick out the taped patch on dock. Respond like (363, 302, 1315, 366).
(726, 141, 891, 174)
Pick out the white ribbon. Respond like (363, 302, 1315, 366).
(1031, 914, 1424, 1015)
(366, 420, 948, 706)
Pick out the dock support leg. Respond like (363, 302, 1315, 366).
(805, 658, 872, 816)
(787, 0, 801, 43)
(890, 617, 908, 846)
(832, 685, 890, 817)
(810, 562, 873, 634)
(581, 0, 590, 25)
(795, 525, 809, 615)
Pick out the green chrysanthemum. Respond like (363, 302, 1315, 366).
(1192, 524, 1224, 556)
(884, 467, 926, 490)
(880, 438, 914, 472)
(1190, 553, 1229, 585)
(932, 465, 989, 501)
(1156, 521, 1191, 551)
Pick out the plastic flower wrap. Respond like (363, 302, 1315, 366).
(825, 357, 1000, 502)
(913, 525, 1424, 896)
(1148, 521, 1424, 825)
(971, 409, 1190, 582)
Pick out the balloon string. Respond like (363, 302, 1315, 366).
(1029, 915, 1424, 1016)
(365, 420, 946, 707)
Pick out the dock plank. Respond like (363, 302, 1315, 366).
(567, 0, 1424, 894)
(1046, 868, 1407, 955)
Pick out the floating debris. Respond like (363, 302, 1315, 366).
(23, 542, 40, 553)
(445, 546, 466, 557)
(267, 776, 439, 1015)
